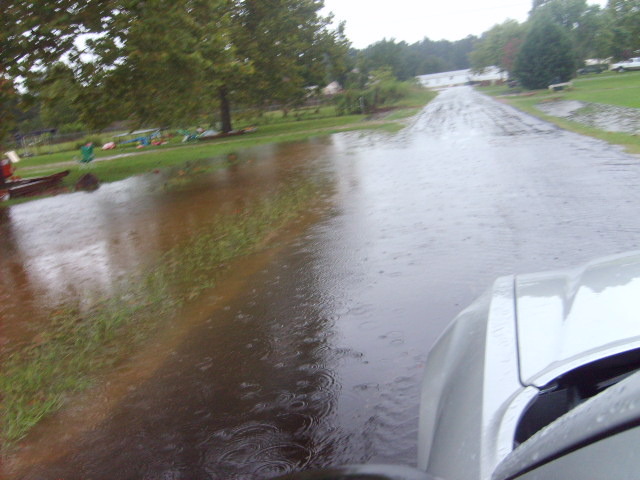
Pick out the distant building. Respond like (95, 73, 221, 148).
(417, 67, 507, 88)
(322, 81, 342, 96)
(585, 58, 611, 65)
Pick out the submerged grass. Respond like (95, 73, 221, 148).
(478, 75, 640, 155)
(495, 94, 640, 155)
(0, 180, 320, 447)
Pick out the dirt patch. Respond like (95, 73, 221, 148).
(536, 100, 640, 134)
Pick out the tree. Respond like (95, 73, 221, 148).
(513, 15, 577, 89)
(2, 0, 113, 78)
(606, 0, 640, 59)
(571, 4, 608, 60)
(229, 0, 349, 124)
(361, 39, 413, 80)
(356, 36, 476, 81)
(532, 0, 589, 28)
(2, 0, 349, 135)
(0, 75, 17, 147)
(68, 0, 237, 130)
(25, 63, 85, 129)
(470, 20, 527, 74)
(531, 0, 607, 61)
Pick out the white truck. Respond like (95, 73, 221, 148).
(610, 57, 640, 72)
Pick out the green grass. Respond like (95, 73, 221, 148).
(0, 180, 320, 447)
(11, 119, 388, 189)
(380, 87, 438, 122)
(392, 85, 439, 109)
(15, 114, 366, 168)
(0, 117, 369, 207)
(478, 72, 640, 155)
(565, 71, 640, 108)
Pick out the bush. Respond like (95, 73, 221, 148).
(513, 16, 577, 89)
(334, 79, 414, 115)
(334, 90, 365, 115)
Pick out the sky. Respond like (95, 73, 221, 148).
(321, 0, 608, 48)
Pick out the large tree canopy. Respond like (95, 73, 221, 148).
(531, 0, 606, 60)
(606, 0, 640, 59)
(1, 0, 348, 136)
(226, 0, 349, 125)
(26, 63, 84, 130)
(2, 1, 113, 77)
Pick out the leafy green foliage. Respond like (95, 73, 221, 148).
(1, 0, 112, 77)
(25, 63, 85, 130)
(0, 76, 17, 148)
(470, 20, 528, 74)
(605, 0, 640, 60)
(2, 0, 349, 139)
(470, 0, 638, 82)
(335, 71, 414, 115)
(232, 0, 349, 112)
(532, 0, 607, 60)
(513, 15, 578, 89)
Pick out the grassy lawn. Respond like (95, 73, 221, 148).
(5, 85, 437, 205)
(478, 71, 640, 155)
(563, 71, 640, 109)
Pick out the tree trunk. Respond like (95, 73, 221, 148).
(219, 86, 232, 133)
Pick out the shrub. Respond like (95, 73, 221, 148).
(513, 16, 578, 89)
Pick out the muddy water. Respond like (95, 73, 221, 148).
(6, 86, 640, 479)
(0, 141, 330, 352)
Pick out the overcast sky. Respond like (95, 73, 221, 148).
(321, 0, 608, 48)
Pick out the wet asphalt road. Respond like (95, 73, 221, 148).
(7, 86, 640, 479)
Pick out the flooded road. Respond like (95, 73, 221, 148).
(4, 86, 640, 479)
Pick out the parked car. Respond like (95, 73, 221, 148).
(610, 57, 640, 72)
(275, 252, 640, 480)
(576, 64, 606, 75)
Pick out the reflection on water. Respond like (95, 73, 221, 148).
(22, 255, 344, 479)
(0, 141, 331, 352)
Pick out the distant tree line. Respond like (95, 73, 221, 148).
(351, 37, 477, 82)
(471, 0, 640, 89)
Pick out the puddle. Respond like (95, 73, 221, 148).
(536, 100, 640, 134)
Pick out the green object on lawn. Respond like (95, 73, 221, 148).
(80, 144, 95, 163)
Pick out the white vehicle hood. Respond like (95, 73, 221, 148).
(515, 252, 640, 387)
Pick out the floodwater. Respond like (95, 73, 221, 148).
(4, 86, 640, 479)
(536, 99, 640, 134)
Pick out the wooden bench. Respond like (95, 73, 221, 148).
(548, 81, 572, 91)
